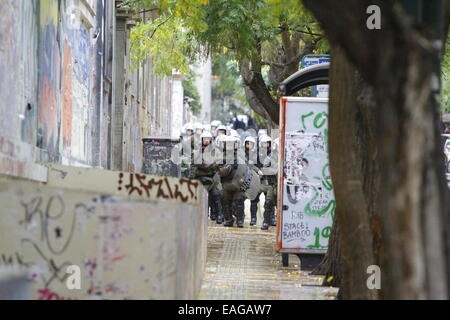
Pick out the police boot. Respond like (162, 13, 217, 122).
(235, 196, 245, 228)
(261, 199, 273, 231)
(224, 218, 234, 227)
(250, 199, 258, 226)
(208, 194, 216, 221)
(209, 190, 223, 224)
(212, 190, 224, 225)
(270, 206, 277, 226)
(222, 200, 234, 227)
(270, 213, 277, 226)
(231, 202, 237, 220)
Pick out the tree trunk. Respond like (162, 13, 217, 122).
(240, 52, 279, 124)
(303, 0, 449, 299)
(312, 214, 341, 288)
(313, 46, 382, 299)
(327, 46, 379, 299)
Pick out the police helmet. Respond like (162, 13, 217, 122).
(217, 125, 228, 135)
(259, 135, 272, 148)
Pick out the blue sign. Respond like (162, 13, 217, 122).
(301, 54, 330, 69)
(301, 55, 330, 97)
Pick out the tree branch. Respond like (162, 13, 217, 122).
(138, 7, 159, 14)
(240, 55, 279, 124)
(148, 14, 174, 40)
(277, 26, 323, 37)
(261, 60, 285, 68)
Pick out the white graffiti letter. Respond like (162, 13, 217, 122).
(366, 265, 381, 289)
(366, 5, 381, 30)
(66, 265, 81, 290)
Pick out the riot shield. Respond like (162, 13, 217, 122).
(231, 165, 261, 200)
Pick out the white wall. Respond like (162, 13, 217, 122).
(194, 56, 212, 124)
(171, 72, 185, 139)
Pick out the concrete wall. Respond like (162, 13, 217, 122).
(0, 165, 208, 300)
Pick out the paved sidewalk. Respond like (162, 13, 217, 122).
(198, 201, 338, 300)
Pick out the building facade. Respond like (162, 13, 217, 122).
(0, 0, 179, 176)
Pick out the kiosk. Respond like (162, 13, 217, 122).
(277, 63, 334, 267)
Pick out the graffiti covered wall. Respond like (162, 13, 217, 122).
(0, 0, 39, 145)
(0, 166, 208, 299)
(0, 0, 47, 181)
(37, 0, 104, 166)
(0, 0, 108, 170)
(0, 0, 178, 174)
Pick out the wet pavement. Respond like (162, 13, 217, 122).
(198, 200, 338, 300)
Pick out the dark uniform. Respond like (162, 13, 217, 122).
(244, 136, 261, 226)
(215, 136, 246, 227)
(217, 135, 261, 228)
(258, 136, 278, 230)
(190, 133, 224, 224)
(180, 130, 196, 178)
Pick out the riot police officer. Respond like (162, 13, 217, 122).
(244, 136, 263, 226)
(180, 125, 196, 178)
(258, 135, 278, 230)
(190, 131, 224, 224)
(211, 120, 222, 137)
(214, 125, 229, 150)
(185, 124, 194, 137)
(217, 134, 261, 228)
(216, 125, 228, 137)
(193, 123, 204, 138)
(216, 135, 247, 228)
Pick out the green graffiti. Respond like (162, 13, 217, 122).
(304, 186, 336, 217)
(301, 112, 328, 130)
(313, 112, 328, 129)
(322, 164, 333, 191)
(301, 112, 314, 130)
(322, 226, 332, 238)
(307, 226, 332, 249)
(308, 228, 322, 249)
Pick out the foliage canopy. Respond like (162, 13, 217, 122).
(126, 0, 327, 75)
